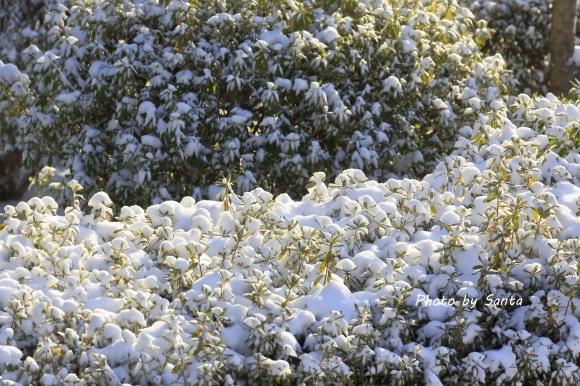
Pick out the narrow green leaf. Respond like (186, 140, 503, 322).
(483, 191, 499, 203)
(313, 275, 323, 287)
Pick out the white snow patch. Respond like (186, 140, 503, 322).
(316, 27, 341, 44)
(259, 29, 290, 48)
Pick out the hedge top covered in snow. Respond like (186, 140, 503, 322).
(1, 92, 580, 385)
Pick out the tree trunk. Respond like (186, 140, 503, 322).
(549, 0, 578, 96)
(0, 149, 28, 201)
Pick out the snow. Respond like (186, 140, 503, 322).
(335, 259, 356, 271)
(230, 109, 252, 125)
(297, 281, 357, 322)
(292, 78, 309, 93)
(401, 38, 416, 53)
(439, 210, 460, 226)
(0, 279, 19, 307)
(316, 27, 341, 44)
(84, 297, 125, 313)
(286, 310, 316, 336)
(274, 77, 292, 90)
(116, 308, 147, 328)
(55, 90, 81, 105)
(0, 63, 22, 84)
(547, 182, 580, 238)
(87, 191, 113, 207)
(88, 60, 110, 79)
(141, 134, 162, 149)
(137, 101, 157, 126)
(259, 29, 290, 48)
(1, 1, 580, 383)
(483, 345, 518, 379)
(453, 242, 484, 283)
(383, 75, 402, 93)
(572, 45, 580, 66)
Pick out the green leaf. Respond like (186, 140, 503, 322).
(193, 340, 204, 356)
(483, 191, 499, 203)
(430, 205, 437, 215)
(313, 275, 323, 287)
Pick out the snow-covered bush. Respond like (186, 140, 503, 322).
(0, 0, 62, 65)
(1, 91, 580, 385)
(19, 0, 512, 206)
(0, 0, 61, 200)
(462, 0, 552, 94)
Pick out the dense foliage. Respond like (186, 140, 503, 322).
(1, 1, 579, 385)
(18, 0, 513, 206)
(1, 92, 580, 385)
(461, 0, 553, 94)
(0, 0, 59, 63)
(0, 0, 63, 201)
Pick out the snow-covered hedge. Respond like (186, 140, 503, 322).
(462, 0, 552, 94)
(2, 93, 580, 385)
(19, 0, 512, 206)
